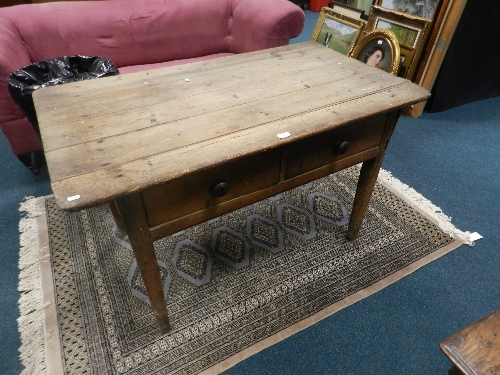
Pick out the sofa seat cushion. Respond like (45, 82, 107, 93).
(118, 53, 234, 74)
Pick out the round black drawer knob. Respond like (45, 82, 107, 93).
(333, 140, 350, 155)
(211, 180, 229, 197)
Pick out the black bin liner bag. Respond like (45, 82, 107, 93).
(8, 55, 118, 134)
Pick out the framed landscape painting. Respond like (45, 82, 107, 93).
(375, 0, 442, 19)
(311, 8, 367, 56)
(373, 18, 420, 48)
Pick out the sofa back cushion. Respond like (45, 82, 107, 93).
(2, 0, 231, 68)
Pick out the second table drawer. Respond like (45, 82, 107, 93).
(285, 114, 387, 179)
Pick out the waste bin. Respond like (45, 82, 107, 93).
(8, 55, 118, 174)
(8, 55, 118, 137)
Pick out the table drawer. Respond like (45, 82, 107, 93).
(142, 148, 282, 227)
(285, 115, 386, 179)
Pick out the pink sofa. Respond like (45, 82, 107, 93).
(0, 0, 304, 172)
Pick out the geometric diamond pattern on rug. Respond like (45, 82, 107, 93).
(127, 259, 172, 306)
(211, 226, 249, 269)
(246, 214, 284, 253)
(268, 193, 284, 201)
(36, 165, 462, 375)
(308, 192, 349, 226)
(298, 182, 313, 190)
(239, 204, 254, 212)
(112, 223, 132, 251)
(277, 204, 316, 240)
(173, 239, 212, 285)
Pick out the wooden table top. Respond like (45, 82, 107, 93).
(33, 42, 429, 211)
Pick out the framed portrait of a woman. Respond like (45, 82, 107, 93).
(349, 29, 400, 75)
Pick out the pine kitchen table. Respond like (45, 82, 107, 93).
(32, 42, 430, 333)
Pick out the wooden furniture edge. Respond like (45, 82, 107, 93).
(439, 306, 500, 374)
(406, 0, 468, 118)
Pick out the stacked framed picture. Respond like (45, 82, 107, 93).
(365, 5, 432, 80)
(374, 0, 442, 19)
(320, 0, 469, 117)
(310, 7, 367, 56)
(333, 0, 374, 19)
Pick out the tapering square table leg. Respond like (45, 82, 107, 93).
(346, 110, 400, 240)
(346, 157, 380, 240)
(114, 194, 171, 333)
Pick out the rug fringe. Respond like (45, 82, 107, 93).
(18, 196, 48, 375)
(377, 169, 473, 246)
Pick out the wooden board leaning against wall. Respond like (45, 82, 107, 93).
(406, 0, 468, 117)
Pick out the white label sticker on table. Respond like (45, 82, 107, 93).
(67, 195, 81, 201)
(277, 132, 291, 139)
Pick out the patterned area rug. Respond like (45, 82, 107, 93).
(18, 166, 469, 375)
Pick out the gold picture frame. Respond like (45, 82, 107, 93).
(350, 29, 400, 75)
(365, 6, 432, 79)
(374, 0, 442, 20)
(311, 8, 367, 56)
(333, 0, 376, 18)
(330, 1, 367, 19)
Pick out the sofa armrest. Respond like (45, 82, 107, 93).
(229, 0, 305, 53)
(0, 15, 33, 127)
